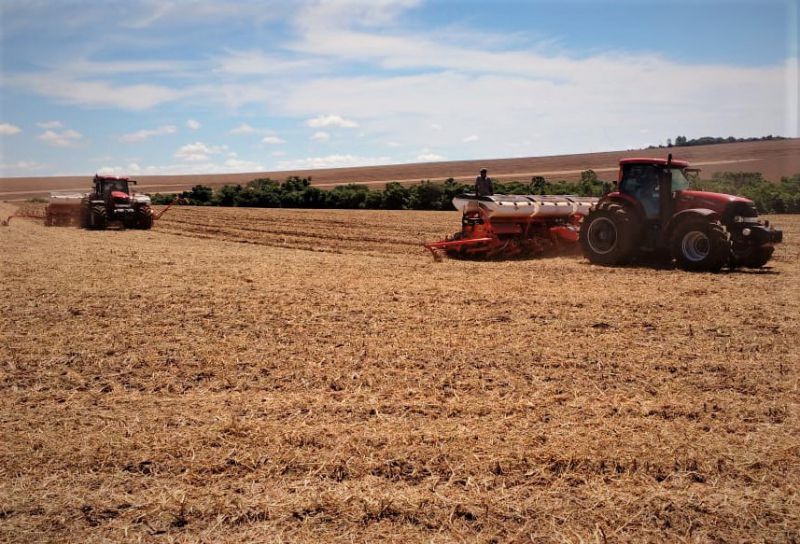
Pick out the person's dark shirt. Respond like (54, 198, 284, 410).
(475, 175, 494, 196)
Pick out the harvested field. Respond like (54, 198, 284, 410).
(1, 202, 798, 542)
(2, 138, 799, 200)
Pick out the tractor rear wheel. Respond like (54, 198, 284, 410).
(89, 204, 108, 230)
(580, 204, 640, 265)
(670, 219, 730, 272)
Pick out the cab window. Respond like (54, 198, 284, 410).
(671, 168, 690, 192)
(620, 164, 660, 219)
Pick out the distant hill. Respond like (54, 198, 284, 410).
(2, 138, 799, 201)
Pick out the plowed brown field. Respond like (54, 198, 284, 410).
(2, 138, 799, 200)
(1, 203, 798, 543)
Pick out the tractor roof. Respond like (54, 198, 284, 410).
(619, 157, 690, 168)
(94, 174, 132, 182)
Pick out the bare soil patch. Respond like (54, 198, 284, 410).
(1, 205, 798, 542)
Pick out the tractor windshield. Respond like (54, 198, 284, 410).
(103, 180, 129, 194)
(671, 168, 690, 192)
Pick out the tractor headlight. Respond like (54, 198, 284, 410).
(742, 228, 751, 236)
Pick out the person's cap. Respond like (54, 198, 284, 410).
(480, 167, 487, 173)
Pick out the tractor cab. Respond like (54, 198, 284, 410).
(94, 175, 135, 197)
(95, 176, 131, 195)
(93, 175, 137, 211)
(617, 156, 690, 224)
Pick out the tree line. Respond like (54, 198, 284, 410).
(151, 170, 800, 214)
(649, 134, 786, 149)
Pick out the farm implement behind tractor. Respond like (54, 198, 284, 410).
(424, 194, 598, 259)
(3, 174, 180, 229)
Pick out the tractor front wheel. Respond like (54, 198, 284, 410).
(670, 219, 730, 272)
(133, 207, 153, 230)
(136, 211, 153, 230)
(580, 204, 639, 265)
(733, 245, 774, 268)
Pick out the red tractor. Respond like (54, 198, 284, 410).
(580, 155, 783, 271)
(79, 175, 153, 230)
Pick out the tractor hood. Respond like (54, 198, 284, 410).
(111, 190, 130, 200)
(675, 190, 751, 214)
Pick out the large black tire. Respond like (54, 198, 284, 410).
(580, 204, 640, 265)
(670, 219, 730, 272)
(88, 204, 107, 230)
(733, 245, 774, 268)
(136, 211, 153, 230)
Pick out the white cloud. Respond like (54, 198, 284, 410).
(124, 3, 287, 29)
(0, 123, 22, 136)
(96, 158, 265, 176)
(36, 121, 62, 129)
(276, 154, 392, 170)
(296, 0, 422, 31)
(186, 119, 201, 130)
(39, 129, 82, 147)
(306, 114, 358, 128)
(271, 150, 287, 157)
(279, 61, 791, 158)
(0, 160, 46, 175)
(214, 49, 316, 75)
(224, 158, 264, 172)
(174, 142, 225, 161)
(7, 73, 183, 110)
(311, 130, 330, 141)
(4, 1, 796, 177)
(97, 163, 142, 176)
(262, 135, 286, 144)
(416, 152, 444, 162)
(58, 58, 194, 76)
(230, 123, 256, 135)
(120, 125, 177, 143)
(278, 2, 795, 156)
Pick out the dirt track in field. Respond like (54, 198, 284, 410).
(2, 138, 799, 200)
(1, 203, 798, 542)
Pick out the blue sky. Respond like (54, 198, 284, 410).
(0, 0, 798, 177)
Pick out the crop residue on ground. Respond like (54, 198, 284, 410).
(1, 204, 798, 542)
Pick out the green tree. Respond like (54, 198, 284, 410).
(382, 182, 410, 209)
(410, 180, 444, 210)
(183, 184, 213, 204)
(530, 176, 546, 194)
